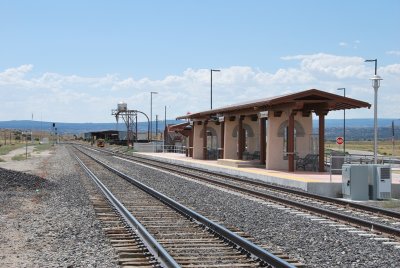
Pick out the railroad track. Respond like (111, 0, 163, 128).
(72, 147, 301, 267)
(82, 145, 400, 242)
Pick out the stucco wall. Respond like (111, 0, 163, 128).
(243, 117, 259, 154)
(222, 116, 260, 159)
(207, 122, 221, 149)
(192, 122, 204, 159)
(266, 112, 313, 170)
(224, 119, 237, 159)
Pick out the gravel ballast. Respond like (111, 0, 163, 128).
(97, 151, 400, 268)
(0, 145, 118, 267)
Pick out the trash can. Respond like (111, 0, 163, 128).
(331, 151, 345, 174)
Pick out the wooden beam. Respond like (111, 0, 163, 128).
(259, 117, 266, 165)
(189, 127, 194, 157)
(293, 101, 304, 110)
(250, 114, 258, 121)
(318, 113, 325, 172)
(288, 112, 295, 172)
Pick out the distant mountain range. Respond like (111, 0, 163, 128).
(0, 118, 399, 141)
(0, 120, 185, 134)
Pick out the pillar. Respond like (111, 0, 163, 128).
(202, 120, 208, 160)
(238, 116, 244, 159)
(219, 121, 225, 159)
(318, 113, 326, 172)
(189, 126, 194, 157)
(259, 117, 266, 165)
(288, 112, 295, 172)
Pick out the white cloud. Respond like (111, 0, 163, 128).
(0, 53, 399, 123)
(0, 64, 34, 87)
(338, 40, 360, 49)
(387, 50, 400, 56)
(380, 64, 400, 75)
(281, 53, 366, 78)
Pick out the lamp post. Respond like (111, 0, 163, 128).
(150, 91, 158, 141)
(155, 114, 158, 139)
(164, 105, 167, 133)
(337, 88, 346, 154)
(210, 69, 220, 110)
(365, 59, 382, 164)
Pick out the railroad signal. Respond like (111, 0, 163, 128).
(336, 136, 344, 145)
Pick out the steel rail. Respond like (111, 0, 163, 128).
(98, 149, 400, 238)
(116, 150, 400, 220)
(73, 153, 180, 268)
(77, 147, 296, 268)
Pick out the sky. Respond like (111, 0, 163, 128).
(0, 0, 399, 123)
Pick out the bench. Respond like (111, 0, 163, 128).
(243, 150, 260, 160)
(296, 154, 319, 171)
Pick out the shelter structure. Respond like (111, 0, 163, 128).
(176, 89, 370, 172)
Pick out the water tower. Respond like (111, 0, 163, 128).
(112, 102, 150, 147)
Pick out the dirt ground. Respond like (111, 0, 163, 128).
(0, 145, 53, 174)
(0, 146, 54, 267)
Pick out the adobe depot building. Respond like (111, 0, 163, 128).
(176, 89, 370, 172)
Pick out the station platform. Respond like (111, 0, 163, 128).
(134, 152, 400, 198)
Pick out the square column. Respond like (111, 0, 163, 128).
(189, 126, 194, 157)
(288, 112, 295, 172)
(259, 117, 266, 164)
(238, 116, 244, 159)
(318, 113, 326, 172)
(219, 121, 225, 159)
(202, 120, 208, 160)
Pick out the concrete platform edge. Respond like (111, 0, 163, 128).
(135, 153, 344, 197)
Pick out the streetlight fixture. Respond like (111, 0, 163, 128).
(150, 91, 158, 141)
(337, 88, 346, 154)
(210, 69, 220, 109)
(365, 59, 382, 164)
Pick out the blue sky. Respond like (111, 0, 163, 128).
(0, 1, 399, 123)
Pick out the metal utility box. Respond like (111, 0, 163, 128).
(342, 164, 369, 200)
(331, 151, 345, 174)
(368, 165, 392, 200)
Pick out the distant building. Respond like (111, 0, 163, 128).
(83, 130, 150, 145)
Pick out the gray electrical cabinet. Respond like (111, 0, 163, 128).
(368, 165, 392, 200)
(342, 164, 369, 200)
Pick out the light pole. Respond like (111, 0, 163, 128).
(365, 59, 382, 164)
(150, 91, 158, 141)
(337, 88, 346, 154)
(210, 69, 220, 109)
(164, 105, 167, 133)
(155, 115, 158, 139)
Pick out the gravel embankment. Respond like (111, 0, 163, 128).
(98, 152, 400, 268)
(0, 145, 118, 267)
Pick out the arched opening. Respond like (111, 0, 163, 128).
(277, 120, 305, 159)
(206, 127, 218, 159)
(232, 123, 258, 160)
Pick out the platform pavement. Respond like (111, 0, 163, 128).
(132, 152, 400, 199)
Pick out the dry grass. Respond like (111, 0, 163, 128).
(0, 143, 26, 155)
(33, 143, 53, 152)
(11, 153, 30, 161)
(326, 140, 399, 157)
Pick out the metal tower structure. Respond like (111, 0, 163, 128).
(112, 103, 150, 147)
